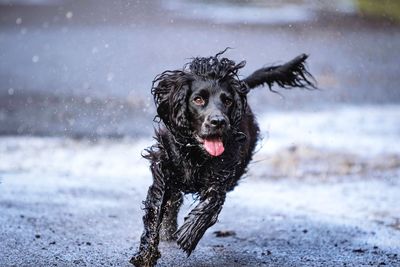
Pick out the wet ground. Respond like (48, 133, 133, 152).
(1, 106, 400, 266)
(1, 1, 400, 266)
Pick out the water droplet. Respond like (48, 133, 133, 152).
(32, 55, 39, 63)
(84, 97, 92, 104)
(65, 11, 73, 19)
(107, 73, 114, 82)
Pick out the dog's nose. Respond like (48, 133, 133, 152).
(209, 115, 227, 128)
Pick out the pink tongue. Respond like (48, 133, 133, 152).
(203, 138, 225, 157)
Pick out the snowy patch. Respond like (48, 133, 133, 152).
(0, 137, 152, 187)
(257, 105, 400, 155)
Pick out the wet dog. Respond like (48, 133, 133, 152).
(131, 50, 315, 266)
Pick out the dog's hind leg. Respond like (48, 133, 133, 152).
(160, 191, 183, 241)
(176, 188, 226, 256)
(130, 162, 170, 267)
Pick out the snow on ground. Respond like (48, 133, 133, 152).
(258, 104, 400, 155)
(0, 105, 399, 266)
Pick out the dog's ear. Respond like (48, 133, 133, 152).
(229, 81, 248, 129)
(152, 71, 192, 133)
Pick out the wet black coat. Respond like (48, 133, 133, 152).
(131, 51, 315, 267)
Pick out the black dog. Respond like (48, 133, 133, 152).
(131, 50, 315, 266)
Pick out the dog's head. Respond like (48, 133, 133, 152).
(152, 52, 248, 157)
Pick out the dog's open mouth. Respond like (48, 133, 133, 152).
(196, 136, 225, 157)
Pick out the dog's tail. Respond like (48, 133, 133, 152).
(242, 54, 316, 92)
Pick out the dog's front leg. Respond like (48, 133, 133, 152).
(130, 163, 169, 267)
(160, 191, 183, 241)
(176, 188, 226, 256)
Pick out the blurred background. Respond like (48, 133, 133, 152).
(0, 0, 399, 137)
(1, 1, 400, 266)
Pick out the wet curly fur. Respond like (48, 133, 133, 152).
(130, 50, 315, 266)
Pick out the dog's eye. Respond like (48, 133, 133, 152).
(193, 96, 205, 106)
(224, 98, 233, 106)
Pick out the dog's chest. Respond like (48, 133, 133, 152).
(176, 156, 241, 193)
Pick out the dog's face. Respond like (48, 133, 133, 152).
(188, 79, 234, 157)
(152, 73, 246, 158)
(151, 55, 248, 157)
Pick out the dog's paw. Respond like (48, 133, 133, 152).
(129, 249, 161, 267)
(176, 223, 197, 256)
(176, 234, 193, 256)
